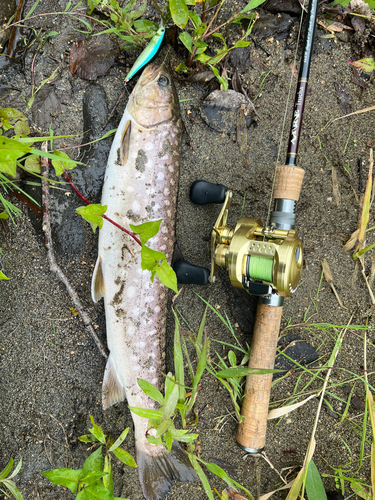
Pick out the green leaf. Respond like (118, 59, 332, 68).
(76, 204, 107, 233)
(89, 415, 106, 444)
(209, 64, 228, 91)
(0, 458, 13, 480)
(173, 313, 186, 404)
(179, 32, 193, 52)
(51, 149, 76, 176)
(81, 447, 103, 478)
(188, 10, 201, 27)
(140, 245, 165, 272)
(163, 379, 179, 420)
(189, 455, 214, 500)
(350, 58, 375, 73)
(155, 418, 172, 437)
(24, 154, 41, 173)
(305, 461, 328, 500)
(165, 372, 175, 402)
(175, 62, 188, 72)
(78, 434, 93, 443)
(350, 482, 372, 499)
(234, 40, 251, 48)
(14, 121, 30, 136)
(109, 428, 130, 452)
(228, 350, 236, 367)
(78, 480, 112, 499)
(147, 435, 163, 445)
(112, 448, 137, 468)
(169, 0, 189, 28)
(241, 0, 267, 13)
(155, 259, 178, 293)
(129, 406, 163, 419)
(172, 432, 198, 443)
(79, 471, 107, 487)
(0, 269, 10, 280)
(7, 458, 22, 480)
(133, 19, 159, 32)
(103, 456, 113, 496)
(164, 431, 174, 452)
(215, 367, 284, 378)
(212, 32, 227, 50)
(137, 379, 164, 406)
(129, 219, 162, 245)
(0, 136, 30, 176)
(41, 468, 83, 494)
(1, 479, 23, 500)
(0, 109, 26, 121)
(195, 38, 207, 55)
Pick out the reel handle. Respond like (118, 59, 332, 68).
(190, 180, 227, 205)
(174, 260, 210, 286)
(236, 302, 283, 453)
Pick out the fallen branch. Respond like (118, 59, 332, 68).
(41, 142, 108, 359)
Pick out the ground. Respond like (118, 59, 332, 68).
(1, 0, 375, 499)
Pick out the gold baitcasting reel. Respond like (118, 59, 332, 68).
(209, 188, 302, 298)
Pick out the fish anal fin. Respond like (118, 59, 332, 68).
(102, 355, 126, 410)
(136, 442, 198, 500)
(120, 120, 131, 165)
(91, 257, 105, 303)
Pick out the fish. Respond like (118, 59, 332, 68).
(125, 25, 166, 83)
(91, 63, 197, 500)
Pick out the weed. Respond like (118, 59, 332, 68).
(0, 457, 23, 499)
(42, 416, 136, 499)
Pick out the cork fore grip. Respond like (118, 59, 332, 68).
(237, 303, 283, 452)
(272, 166, 305, 201)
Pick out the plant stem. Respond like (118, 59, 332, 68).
(62, 171, 142, 246)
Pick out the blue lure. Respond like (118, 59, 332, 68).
(125, 25, 166, 83)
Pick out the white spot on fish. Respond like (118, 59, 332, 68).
(167, 210, 171, 217)
(161, 226, 167, 234)
(144, 296, 155, 303)
(160, 154, 169, 161)
(127, 286, 136, 298)
(126, 185, 135, 193)
(132, 200, 141, 212)
(137, 341, 146, 349)
(160, 244, 166, 251)
(157, 172, 164, 181)
(152, 377, 158, 384)
(145, 142, 154, 151)
(148, 352, 156, 359)
(149, 366, 156, 373)
(155, 306, 161, 313)
(165, 200, 170, 206)
(168, 166, 174, 173)
(148, 329, 157, 336)
(163, 188, 169, 196)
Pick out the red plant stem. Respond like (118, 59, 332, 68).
(62, 171, 142, 246)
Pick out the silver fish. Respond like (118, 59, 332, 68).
(91, 64, 196, 500)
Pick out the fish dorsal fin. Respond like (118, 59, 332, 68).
(91, 257, 105, 303)
(120, 120, 131, 165)
(102, 355, 126, 409)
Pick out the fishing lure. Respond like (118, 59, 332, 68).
(125, 25, 165, 83)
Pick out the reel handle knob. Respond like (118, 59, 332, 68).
(190, 180, 227, 205)
(174, 261, 210, 286)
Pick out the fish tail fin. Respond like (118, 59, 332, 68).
(136, 442, 197, 500)
(102, 355, 126, 409)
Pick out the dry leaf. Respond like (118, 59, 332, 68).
(268, 393, 319, 420)
(343, 228, 359, 252)
(331, 166, 341, 206)
(321, 258, 333, 284)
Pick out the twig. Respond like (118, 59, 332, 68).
(62, 171, 142, 246)
(41, 142, 108, 359)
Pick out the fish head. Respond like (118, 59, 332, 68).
(129, 64, 180, 128)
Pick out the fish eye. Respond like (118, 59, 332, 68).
(158, 75, 170, 87)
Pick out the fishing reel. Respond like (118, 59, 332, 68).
(175, 180, 303, 299)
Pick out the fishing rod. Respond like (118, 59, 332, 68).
(174, 0, 319, 453)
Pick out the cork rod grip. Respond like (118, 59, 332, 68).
(236, 303, 283, 452)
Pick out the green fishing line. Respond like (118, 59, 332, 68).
(249, 255, 273, 282)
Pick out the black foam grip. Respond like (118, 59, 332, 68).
(190, 180, 227, 205)
(174, 260, 210, 286)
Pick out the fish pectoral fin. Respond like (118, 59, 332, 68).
(102, 355, 126, 409)
(91, 257, 105, 303)
(120, 120, 131, 165)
